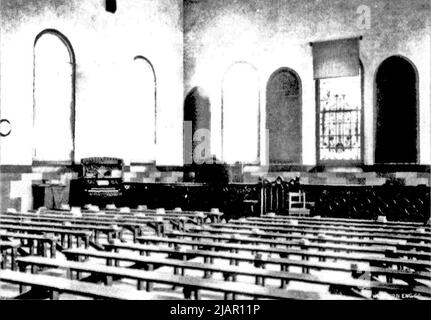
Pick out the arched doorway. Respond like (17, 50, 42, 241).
(183, 87, 211, 164)
(375, 56, 418, 164)
(266, 68, 302, 164)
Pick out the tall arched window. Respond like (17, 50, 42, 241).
(126, 56, 156, 163)
(266, 67, 302, 164)
(317, 65, 364, 164)
(375, 56, 418, 164)
(33, 30, 75, 162)
(222, 62, 260, 164)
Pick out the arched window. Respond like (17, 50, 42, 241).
(317, 65, 364, 164)
(375, 56, 418, 164)
(222, 62, 260, 164)
(33, 30, 75, 163)
(266, 68, 302, 164)
(126, 56, 156, 163)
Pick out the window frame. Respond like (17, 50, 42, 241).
(32, 29, 76, 166)
(266, 67, 303, 165)
(315, 63, 365, 166)
(133, 55, 157, 147)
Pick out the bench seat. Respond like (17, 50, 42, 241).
(189, 227, 431, 252)
(156, 232, 431, 260)
(228, 219, 430, 236)
(60, 248, 431, 297)
(0, 270, 168, 300)
(102, 241, 431, 282)
(15, 256, 355, 300)
(135, 236, 431, 271)
(211, 223, 431, 243)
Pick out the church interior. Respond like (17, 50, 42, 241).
(0, 0, 430, 301)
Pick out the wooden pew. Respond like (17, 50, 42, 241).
(248, 216, 431, 231)
(252, 215, 427, 227)
(0, 270, 170, 300)
(79, 207, 223, 223)
(228, 218, 430, 236)
(2, 213, 171, 238)
(0, 218, 120, 244)
(38, 209, 210, 225)
(101, 241, 431, 284)
(0, 224, 91, 249)
(136, 236, 431, 272)
(209, 223, 431, 243)
(58, 249, 430, 299)
(1, 215, 144, 242)
(0, 231, 58, 258)
(164, 231, 431, 260)
(187, 227, 431, 252)
(17, 255, 330, 300)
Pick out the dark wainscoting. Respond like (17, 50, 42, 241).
(70, 181, 261, 219)
(69, 179, 430, 222)
(302, 184, 430, 222)
(123, 183, 261, 219)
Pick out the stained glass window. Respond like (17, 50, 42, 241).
(318, 74, 362, 162)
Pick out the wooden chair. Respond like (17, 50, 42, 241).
(288, 191, 312, 216)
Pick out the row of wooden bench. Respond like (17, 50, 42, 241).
(255, 214, 429, 227)
(159, 232, 431, 261)
(206, 223, 431, 243)
(4, 234, 429, 299)
(0, 270, 178, 300)
(165, 230, 431, 253)
(39, 207, 221, 224)
(231, 218, 430, 236)
(1, 208, 429, 300)
(249, 216, 431, 231)
(5, 211, 428, 247)
(2, 212, 177, 237)
(2, 255, 350, 300)
(188, 226, 431, 251)
(11, 250, 422, 300)
(93, 239, 431, 286)
(2, 214, 429, 273)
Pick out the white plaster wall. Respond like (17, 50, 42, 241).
(0, 0, 184, 166)
(184, 0, 431, 165)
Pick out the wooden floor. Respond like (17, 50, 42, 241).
(1, 209, 430, 300)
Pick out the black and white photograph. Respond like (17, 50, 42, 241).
(0, 0, 430, 307)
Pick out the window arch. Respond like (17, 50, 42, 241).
(33, 29, 75, 163)
(266, 67, 302, 164)
(221, 61, 260, 164)
(375, 55, 418, 164)
(126, 55, 157, 163)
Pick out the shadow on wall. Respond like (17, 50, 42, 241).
(183, 86, 211, 166)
